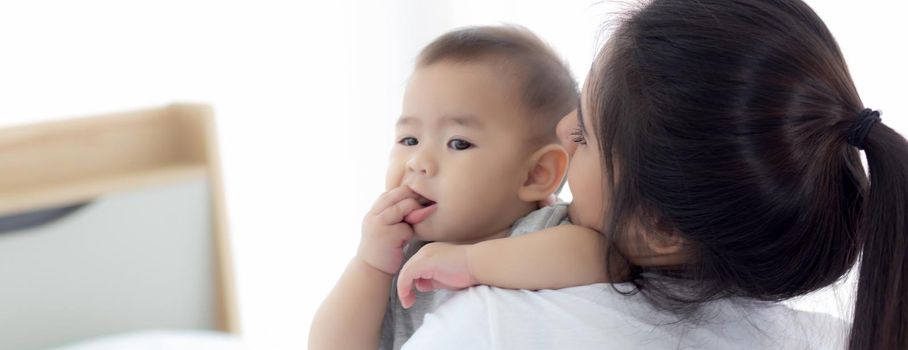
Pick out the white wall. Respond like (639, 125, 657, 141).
(0, 1, 904, 349)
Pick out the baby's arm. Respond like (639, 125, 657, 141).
(471, 224, 611, 289)
(309, 186, 422, 350)
(397, 224, 613, 308)
(310, 259, 394, 350)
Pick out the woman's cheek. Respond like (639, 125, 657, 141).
(571, 153, 606, 230)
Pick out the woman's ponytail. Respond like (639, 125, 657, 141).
(849, 115, 908, 350)
(591, 1, 905, 347)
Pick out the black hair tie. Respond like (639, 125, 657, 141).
(847, 108, 882, 150)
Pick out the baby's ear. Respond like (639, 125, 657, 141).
(518, 144, 569, 202)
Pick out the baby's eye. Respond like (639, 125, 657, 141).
(399, 137, 418, 146)
(570, 128, 587, 145)
(447, 139, 473, 150)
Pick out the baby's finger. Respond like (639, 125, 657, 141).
(397, 260, 433, 308)
(378, 198, 422, 225)
(369, 186, 418, 215)
(398, 277, 416, 309)
(415, 279, 435, 292)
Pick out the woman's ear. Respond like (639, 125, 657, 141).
(628, 219, 690, 267)
(518, 144, 569, 202)
(642, 230, 687, 255)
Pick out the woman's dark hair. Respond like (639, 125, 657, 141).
(591, 0, 907, 348)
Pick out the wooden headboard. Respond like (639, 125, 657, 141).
(0, 104, 239, 349)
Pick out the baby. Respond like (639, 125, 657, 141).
(310, 26, 607, 350)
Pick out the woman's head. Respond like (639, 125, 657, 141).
(577, 0, 908, 348)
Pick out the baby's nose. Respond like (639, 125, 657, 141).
(406, 148, 436, 176)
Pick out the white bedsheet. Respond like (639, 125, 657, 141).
(49, 330, 246, 350)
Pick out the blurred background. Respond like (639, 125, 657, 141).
(0, 1, 904, 349)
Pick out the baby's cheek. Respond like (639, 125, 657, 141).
(384, 165, 403, 191)
(440, 192, 482, 232)
(385, 169, 401, 191)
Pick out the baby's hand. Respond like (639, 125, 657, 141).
(397, 242, 478, 308)
(356, 186, 424, 275)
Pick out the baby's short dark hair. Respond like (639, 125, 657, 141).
(417, 25, 578, 144)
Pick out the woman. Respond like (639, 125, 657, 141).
(400, 0, 907, 348)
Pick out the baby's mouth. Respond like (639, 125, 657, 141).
(416, 195, 436, 208)
(405, 190, 438, 225)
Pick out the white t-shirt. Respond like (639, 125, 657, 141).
(402, 283, 849, 349)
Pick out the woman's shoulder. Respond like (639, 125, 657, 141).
(403, 284, 849, 349)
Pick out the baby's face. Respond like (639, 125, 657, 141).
(387, 61, 538, 243)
